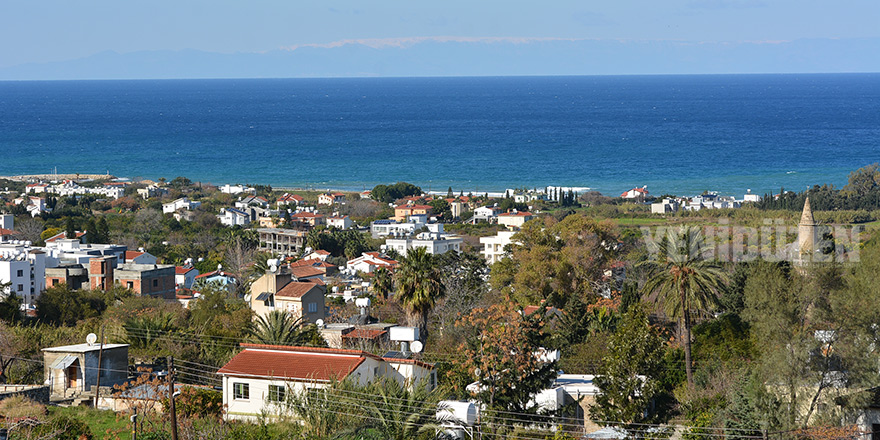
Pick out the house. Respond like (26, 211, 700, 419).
(175, 266, 199, 289)
(370, 219, 426, 239)
(480, 230, 518, 264)
(472, 206, 502, 223)
(193, 269, 237, 292)
(25, 183, 49, 194)
(114, 262, 176, 299)
(218, 343, 436, 421)
(220, 184, 256, 195)
(651, 198, 679, 214)
(258, 228, 309, 255)
(124, 250, 157, 265)
(384, 232, 462, 257)
(45, 263, 90, 290)
(42, 238, 127, 267)
(13, 196, 50, 217)
(620, 186, 649, 200)
(290, 211, 325, 227)
(290, 258, 338, 277)
(162, 197, 201, 214)
(326, 215, 352, 230)
(136, 185, 168, 199)
(497, 211, 535, 229)
(318, 323, 395, 350)
(250, 270, 325, 324)
(0, 246, 47, 307)
(743, 190, 762, 203)
(303, 250, 330, 261)
(276, 193, 304, 207)
(318, 193, 346, 205)
(393, 204, 433, 222)
(42, 342, 129, 400)
(235, 196, 269, 210)
(218, 208, 250, 226)
(346, 252, 399, 274)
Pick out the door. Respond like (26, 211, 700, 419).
(67, 364, 78, 388)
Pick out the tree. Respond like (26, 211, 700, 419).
(35, 285, 111, 326)
(590, 306, 668, 435)
(372, 266, 393, 300)
(64, 217, 76, 239)
(641, 227, 727, 388)
(394, 247, 444, 341)
(12, 217, 43, 244)
(457, 302, 557, 421)
(248, 310, 326, 347)
(447, 186, 454, 198)
(428, 198, 451, 220)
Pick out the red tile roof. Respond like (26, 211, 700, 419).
(217, 346, 367, 381)
(45, 231, 86, 242)
(125, 251, 145, 260)
(292, 212, 324, 219)
(499, 211, 534, 217)
(290, 266, 325, 279)
(275, 281, 321, 298)
(175, 266, 196, 275)
(342, 329, 387, 340)
(396, 204, 433, 210)
(0, 228, 16, 236)
(290, 258, 336, 269)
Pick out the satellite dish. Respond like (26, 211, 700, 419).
(86, 333, 97, 346)
(411, 341, 423, 354)
(315, 319, 324, 328)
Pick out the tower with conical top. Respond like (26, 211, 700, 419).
(797, 197, 817, 264)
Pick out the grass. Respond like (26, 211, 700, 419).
(48, 406, 132, 440)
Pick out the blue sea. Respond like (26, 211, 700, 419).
(1, 74, 879, 196)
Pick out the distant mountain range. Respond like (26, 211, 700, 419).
(2, 37, 879, 80)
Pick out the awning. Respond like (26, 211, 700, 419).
(255, 292, 272, 302)
(50, 355, 78, 370)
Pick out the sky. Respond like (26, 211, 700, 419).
(1, 0, 878, 70)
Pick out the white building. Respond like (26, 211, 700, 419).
(326, 216, 353, 230)
(235, 196, 269, 210)
(218, 208, 250, 226)
(480, 230, 518, 264)
(497, 211, 535, 229)
(384, 232, 462, 257)
(162, 197, 201, 214)
(220, 184, 256, 195)
(43, 239, 127, 268)
(175, 266, 199, 289)
(743, 190, 762, 203)
(0, 245, 46, 307)
(218, 344, 436, 421)
(651, 198, 679, 214)
(318, 193, 346, 205)
(346, 252, 398, 274)
(136, 185, 168, 199)
(472, 206, 502, 223)
(620, 187, 649, 199)
(370, 219, 427, 239)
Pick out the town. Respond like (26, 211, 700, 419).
(0, 167, 879, 440)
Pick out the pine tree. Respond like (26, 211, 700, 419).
(447, 186, 453, 198)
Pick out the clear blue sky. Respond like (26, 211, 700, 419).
(1, 0, 878, 69)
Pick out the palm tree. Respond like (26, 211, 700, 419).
(394, 247, 445, 341)
(642, 227, 727, 388)
(248, 310, 320, 346)
(372, 266, 393, 300)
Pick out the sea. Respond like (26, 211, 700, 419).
(1, 74, 879, 197)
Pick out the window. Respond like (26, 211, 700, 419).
(152, 279, 158, 288)
(52, 279, 59, 286)
(16, 270, 23, 277)
(268, 385, 285, 403)
(233, 382, 249, 400)
(308, 302, 317, 313)
(17, 284, 22, 292)
(126, 281, 134, 289)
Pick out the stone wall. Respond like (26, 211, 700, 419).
(0, 385, 50, 404)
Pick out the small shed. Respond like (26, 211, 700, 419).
(42, 343, 129, 399)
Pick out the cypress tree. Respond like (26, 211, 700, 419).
(65, 218, 76, 240)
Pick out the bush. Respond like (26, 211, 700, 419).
(30, 415, 93, 440)
(0, 395, 47, 420)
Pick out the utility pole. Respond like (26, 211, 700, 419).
(93, 325, 105, 408)
(130, 410, 138, 440)
(167, 356, 179, 440)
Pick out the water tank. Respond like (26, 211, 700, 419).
(437, 400, 477, 426)
(355, 297, 371, 308)
(389, 326, 419, 342)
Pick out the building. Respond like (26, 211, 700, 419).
(175, 266, 199, 289)
(480, 230, 517, 264)
(743, 190, 762, 203)
(289, 258, 338, 277)
(162, 197, 201, 214)
(45, 263, 90, 290)
(258, 228, 309, 255)
(370, 219, 426, 239)
(218, 208, 250, 226)
(472, 206, 502, 223)
(318, 193, 346, 205)
(42, 238, 127, 267)
(42, 342, 129, 400)
(326, 215, 352, 230)
(346, 252, 398, 275)
(218, 343, 436, 421)
(318, 323, 394, 350)
(220, 184, 256, 195)
(193, 269, 238, 292)
(620, 186, 649, 200)
(290, 211, 324, 227)
(0, 246, 46, 307)
(393, 204, 433, 222)
(250, 270, 325, 324)
(123, 250, 157, 265)
(25, 183, 49, 194)
(650, 198, 679, 214)
(136, 185, 168, 199)
(384, 232, 463, 257)
(497, 211, 535, 229)
(276, 193, 303, 207)
(235, 196, 269, 210)
(114, 263, 176, 299)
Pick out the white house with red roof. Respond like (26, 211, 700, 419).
(25, 183, 50, 194)
(317, 192, 346, 206)
(346, 252, 398, 275)
(303, 250, 331, 261)
(218, 343, 436, 421)
(276, 193, 304, 207)
(326, 215, 352, 230)
(497, 210, 535, 229)
(124, 250, 157, 265)
(620, 186, 649, 200)
(175, 265, 199, 289)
